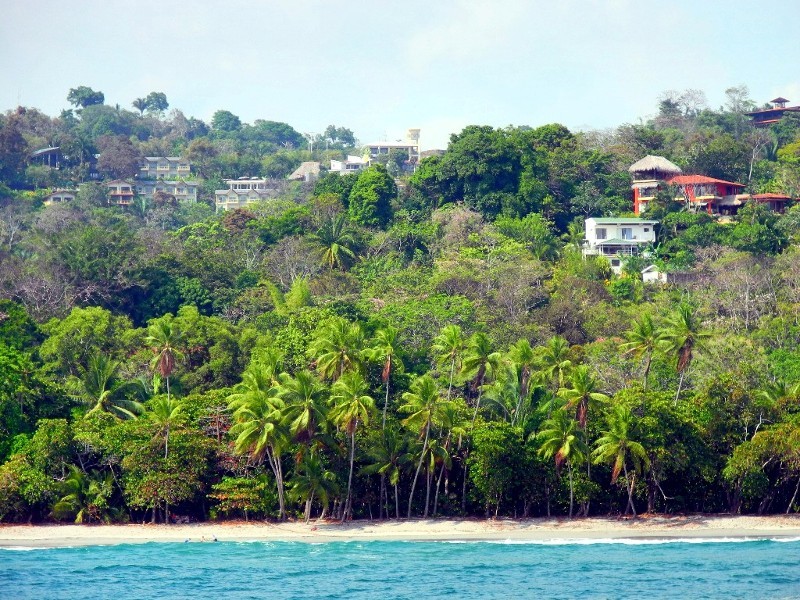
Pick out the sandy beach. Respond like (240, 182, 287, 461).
(2, 515, 800, 547)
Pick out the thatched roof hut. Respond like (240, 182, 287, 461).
(628, 155, 682, 175)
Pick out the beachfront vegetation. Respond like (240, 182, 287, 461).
(1, 86, 800, 523)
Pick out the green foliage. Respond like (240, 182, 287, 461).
(209, 475, 277, 520)
(348, 165, 396, 228)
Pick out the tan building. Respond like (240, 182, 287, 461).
(43, 189, 77, 206)
(138, 156, 192, 180)
(136, 179, 199, 203)
(106, 180, 135, 206)
(215, 177, 281, 211)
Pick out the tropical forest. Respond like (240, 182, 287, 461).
(2, 85, 800, 524)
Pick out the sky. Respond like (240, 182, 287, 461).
(1, 0, 799, 150)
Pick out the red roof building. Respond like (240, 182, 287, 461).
(630, 157, 792, 216)
(746, 97, 800, 127)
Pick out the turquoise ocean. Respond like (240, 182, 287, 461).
(3, 537, 799, 599)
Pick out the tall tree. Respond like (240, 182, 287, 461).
(67, 86, 104, 108)
(593, 405, 649, 517)
(365, 326, 403, 428)
(330, 371, 375, 521)
(308, 317, 365, 380)
(658, 303, 710, 401)
(537, 410, 586, 518)
(399, 374, 450, 517)
(432, 324, 465, 401)
(620, 314, 659, 391)
(145, 319, 184, 403)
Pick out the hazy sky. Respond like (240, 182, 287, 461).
(1, 0, 798, 149)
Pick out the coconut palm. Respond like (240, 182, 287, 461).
(432, 324, 465, 401)
(148, 396, 184, 459)
(538, 336, 573, 395)
(278, 370, 329, 444)
(536, 410, 587, 518)
(145, 319, 184, 402)
(308, 316, 365, 381)
(593, 405, 649, 517)
(461, 332, 503, 423)
(228, 360, 289, 519)
(312, 213, 357, 271)
(52, 466, 115, 524)
(658, 303, 710, 401)
(365, 326, 404, 429)
(77, 354, 143, 420)
(620, 313, 659, 391)
(288, 453, 338, 522)
(399, 374, 452, 517)
(362, 426, 406, 519)
(330, 371, 375, 521)
(559, 365, 609, 430)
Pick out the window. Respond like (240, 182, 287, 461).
(644, 228, 650, 232)
(596, 228, 607, 240)
(611, 259, 620, 267)
(621, 228, 633, 240)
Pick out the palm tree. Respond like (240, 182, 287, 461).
(330, 371, 375, 521)
(77, 354, 143, 420)
(132, 97, 148, 115)
(593, 405, 650, 517)
(536, 410, 587, 518)
(308, 317, 365, 381)
(461, 332, 502, 423)
(288, 453, 338, 522)
(228, 360, 289, 519)
(538, 336, 573, 396)
(52, 466, 115, 524)
(278, 370, 329, 444)
(312, 214, 357, 271)
(362, 427, 406, 519)
(658, 303, 710, 401)
(148, 396, 183, 459)
(399, 374, 451, 517)
(145, 320, 184, 403)
(365, 326, 403, 429)
(620, 313, 659, 391)
(559, 365, 609, 430)
(432, 324, 465, 401)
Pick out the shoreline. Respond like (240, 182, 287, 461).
(2, 515, 800, 548)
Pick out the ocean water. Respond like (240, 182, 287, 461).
(2, 537, 800, 599)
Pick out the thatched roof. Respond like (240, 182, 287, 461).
(628, 155, 682, 175)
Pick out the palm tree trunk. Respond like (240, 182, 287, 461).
(382, 378, 390, 429)
(623, 462, 636, 517)
(166, 375, 170, 402)
(267, 447, 286, 519)
(379, 475, 386, 519)
(568, 462, 574, 518)
(343, 427, 357, 522)
(787, 476, 800, 514)
(394, 482, 399, 519)
(643, 353, 652, 392)
(407, 423, 430, 518)
(447, 357, 455, 401)
(675, 370, 686, 403)
(164, 424, 169, 459)
(424, 464, 432, 518)
(471, 388, 483, 424)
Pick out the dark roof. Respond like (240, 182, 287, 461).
(771, 97, 789, 103)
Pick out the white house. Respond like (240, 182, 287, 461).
(330, 155, 369, 174)
(583, 217, 658, 273)
(215, 177, 281, 211)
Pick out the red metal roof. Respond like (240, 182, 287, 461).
(667, 174, 745, 187)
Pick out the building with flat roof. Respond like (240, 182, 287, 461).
(583, 217, 658, 273)
(746, 97, 800, 128)
(215, 177, 281, 211)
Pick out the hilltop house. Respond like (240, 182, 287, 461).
(138, 156, 192, 180)
(630, 155, 791, 216)
(583, 217, 658, 273)
(288, 161, 321, 182)
(42, 189, 77, 206)
(330, 155, 369, 174)
(215, 177, 281, 211)
(746, 97, 800, 128)
(135, 180, 199, 203)
(134, 156, 198, 203)
(106, 180, 135, 206)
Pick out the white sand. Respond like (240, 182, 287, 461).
(2, 515, 800, 547)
